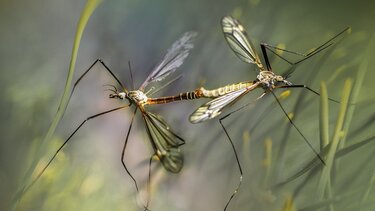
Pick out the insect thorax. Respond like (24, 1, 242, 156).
(128, 90, 148, 104)
(257, 71, 286, 88)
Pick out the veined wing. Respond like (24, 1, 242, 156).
(190, 86, 253, 124)
(143, 111, 184, 173)
(222, 16, 262, 68)
(140, 32, 197, 90)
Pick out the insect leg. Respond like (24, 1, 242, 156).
(261, 44, 273, 71)
(71, 59, 126, 99)
(262, 42, 333, 66)
(270, 91, 325, 165)
(24, 105, 129, 193)
(275, 84, 340, 103)
(121, 107, 139, 192)
(128, 61, 135, 90)
(261, 27, 350, 66)
(143, 155, 154, 211)
(219, 115, 243, 211)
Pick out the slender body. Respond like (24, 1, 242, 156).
(190, 16, 349, 124)
(188, 16, 350, 211)
(24, 32, 198, 210)
(189, 16, 349, 162)
(197, 81, 254, 98)
(120, 81, 255, 105)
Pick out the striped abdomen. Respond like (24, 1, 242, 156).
(198, 81, 254, 98)
(146, 90, 203, 105)
(146, 81, 254, 105)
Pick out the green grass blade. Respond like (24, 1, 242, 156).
(336, 135, 375, 157)
(272, 135, 375, 190)
(361, 170, 375, 203)
(298, 187, 370, 211)
(319, 81, 333, 211)
(339, 35, 374, 149)
(319, 82, 329, 151)
(317, 79, 352, 199)
(10, 0, 103, 209)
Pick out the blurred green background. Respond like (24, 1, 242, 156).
(1, 0, 374, 210)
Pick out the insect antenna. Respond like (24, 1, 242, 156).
(103, 84, 118, 94)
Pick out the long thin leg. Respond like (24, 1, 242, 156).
(121, 107, 152, 210)
(261, 40, 333, 71)
(219, 116, 243, 211)
(71, 59, 126, 99)
(128, 61, 135, 90)
(301, 27, 350, 58)
(121, 107, 140, 192)
(275, 84, 340, 103)
(261, 44, 272, 71)
(217, 92, 266, 124)
(24, 105, 129, 193)
(262, 27, 350, 65)
(144, 155, 154, 211)
(270, 91, 325, 165)
(263, 42, 333, 66)
(261, 27, 350, 77)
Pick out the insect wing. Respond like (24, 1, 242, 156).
(189, 88, 249, 124)
(143, 112, 184, 173)
(222, 16, 261, 66)
(140, 32, 197, 90)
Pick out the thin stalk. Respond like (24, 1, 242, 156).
(319, 81, 334, 211)
(10, 0, 103, 209)
(317, 79, 352, 199)
(361, 169, 375, 203)
(262, 137, 272, 186)
(339, 35, 374, 149)
(319, 82, 329, 151)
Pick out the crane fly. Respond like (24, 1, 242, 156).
(22, 30, 255, 209)
(24, 32, 198, 209)
(189, 16, 350, 210)
(190, 16, 350, 124)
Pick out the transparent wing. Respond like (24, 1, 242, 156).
(222, 16, 261, 67)
(143, 111, 184, 173)
(140, 31, 197, 90)
(189, 87, 250, 124)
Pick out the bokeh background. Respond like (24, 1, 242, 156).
(1, 0, 374, 210)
